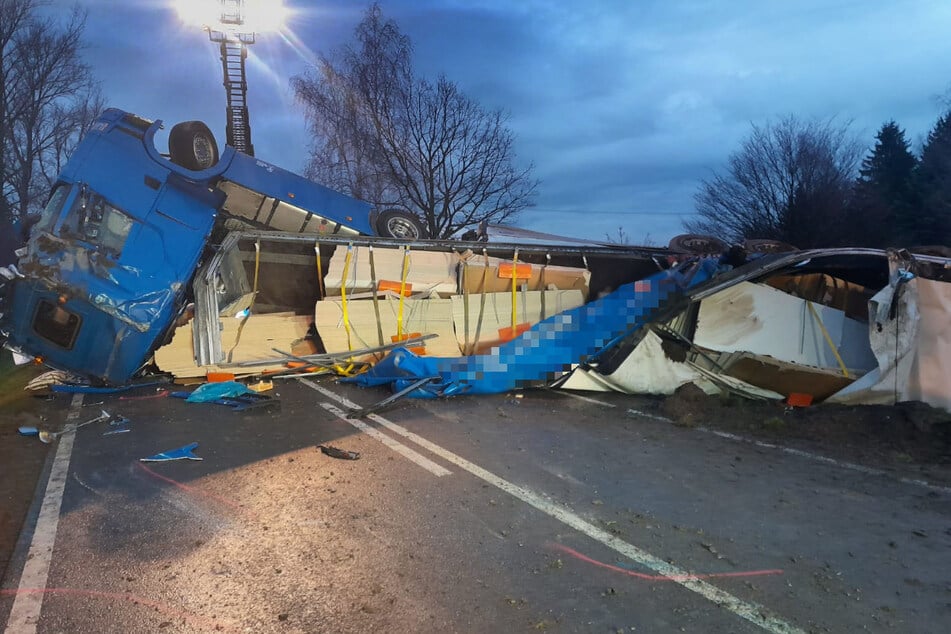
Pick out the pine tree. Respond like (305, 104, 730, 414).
(849, 121, 917, 247)
(914, 113, 951, 246)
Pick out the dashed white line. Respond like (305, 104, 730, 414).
(303, 380, 803, 634)
(304, 386, 450, 477)
(5, 393, 83, 634)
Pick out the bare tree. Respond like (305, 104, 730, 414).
(687, 116, 861, 247)
(292, 3, 537, 238)
(1, 0, 102, 222)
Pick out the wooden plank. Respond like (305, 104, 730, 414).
(460, 256, 590, 299)
(324, 246, 460, 298)
(315, 296, 459, 357)
(154, 313, 314, 378)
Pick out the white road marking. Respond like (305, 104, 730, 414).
(626, 408, 673, 423)
(5, 394, 83, 634)
(305, 389, 450, 477)
(555, 391, 617, 408)
(702, 428, 951, 495)
(303, 381, 803, 634)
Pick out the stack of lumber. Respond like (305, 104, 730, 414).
(154, 312, 313, 378)
(324, 246, 459, 298)
(314, 295, 458, 358)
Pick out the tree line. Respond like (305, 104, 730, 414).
(0, 0, 102, 224)
(688, 113, 951, 249)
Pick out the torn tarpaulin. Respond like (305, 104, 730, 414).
(344, 258, 719, 397)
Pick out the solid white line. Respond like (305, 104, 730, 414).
(311, 396, 451, 477)
(627, 408, 673, 423)
(5, 393, 83, 634)
(702, 428, 951, 495)
(304, 381, 802, 634)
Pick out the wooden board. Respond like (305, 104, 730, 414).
(315, 295, 460, 357)
(451, 290, 585, 353)
(154, 313, 314, 378)
(459, 257, 590, 299)
(324, 246, 460, 298)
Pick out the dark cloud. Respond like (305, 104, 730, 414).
(52, 0, 951, 243)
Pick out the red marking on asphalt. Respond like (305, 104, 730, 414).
(138, 463, 257, 520)
(0, 588, 238, 632)
(550, 543, 784, 582)
(118, 389, 169, 401)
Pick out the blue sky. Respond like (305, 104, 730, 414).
(57, 0, 951, 244)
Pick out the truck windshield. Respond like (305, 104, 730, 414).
(32, 185, 71, 236)
(60, 188, 135, 256)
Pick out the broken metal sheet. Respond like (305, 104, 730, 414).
(828, 275, 951, 412)
(905, 277, 951, 411)
(344, 258, 719, 396)
(693, 281, 876, 372)
(558, 330, 709, 395)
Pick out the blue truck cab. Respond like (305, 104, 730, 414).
(1, 108, 422, 384)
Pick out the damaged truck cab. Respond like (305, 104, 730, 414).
(1, 108, 387, 384)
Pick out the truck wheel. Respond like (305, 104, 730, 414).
(668, 233, 728, 255)
(376, 210, 429, 239)
(743, 239, 798, 254)
(169, 121, 219, 171)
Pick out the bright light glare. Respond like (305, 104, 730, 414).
(173, 0, 221, 28)
(243, 0, 288, 33)
(174, 0, 287, 34)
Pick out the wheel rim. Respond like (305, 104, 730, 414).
(192, 136, 215, 168)
(385, 216, 420, 239)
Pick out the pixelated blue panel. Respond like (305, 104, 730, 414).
(345, 258, 718, 397)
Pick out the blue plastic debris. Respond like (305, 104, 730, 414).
(18, 426, 39, 436)
(183, 381, 254, 403)
(140, 442, 202, 462)
(345, 258, 719, 397)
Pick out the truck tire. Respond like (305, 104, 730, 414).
(375, 209, 429, 239)
(169, 121, 219, 171)
(743, 238, 798, 254)
(668, 233, 728, 255)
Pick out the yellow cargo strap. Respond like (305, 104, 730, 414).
(806, 301, 850, 378)
(340, 244, 353, 352)
(397, 246, 410, 339)
(458, 251, 470, 355)
(226, 240, 260, 363)
(314, 242, 325, 299)
(471, 249, 489, 354)
(540, 253, 551, 319)
(510, 249, 519, 330)
(368, 246, 384, 347)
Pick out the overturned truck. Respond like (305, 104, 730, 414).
(1, 108, 950, 412)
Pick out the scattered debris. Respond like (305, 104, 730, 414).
(317, 445, 360, 460)
(17, 426, 39, 437)
(140, 442, 202, 462)
(33, 410, 112, 444)
(103, 428, 131, 436)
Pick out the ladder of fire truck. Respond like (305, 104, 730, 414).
(218, 40, 255, 156)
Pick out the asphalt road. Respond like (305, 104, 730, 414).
(2, 379, 950, 633)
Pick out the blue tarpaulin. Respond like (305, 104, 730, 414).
(344, 257, 718, 397)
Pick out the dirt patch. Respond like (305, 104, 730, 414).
(658, 383, 951, 482)
(0, 357, 50, 582)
